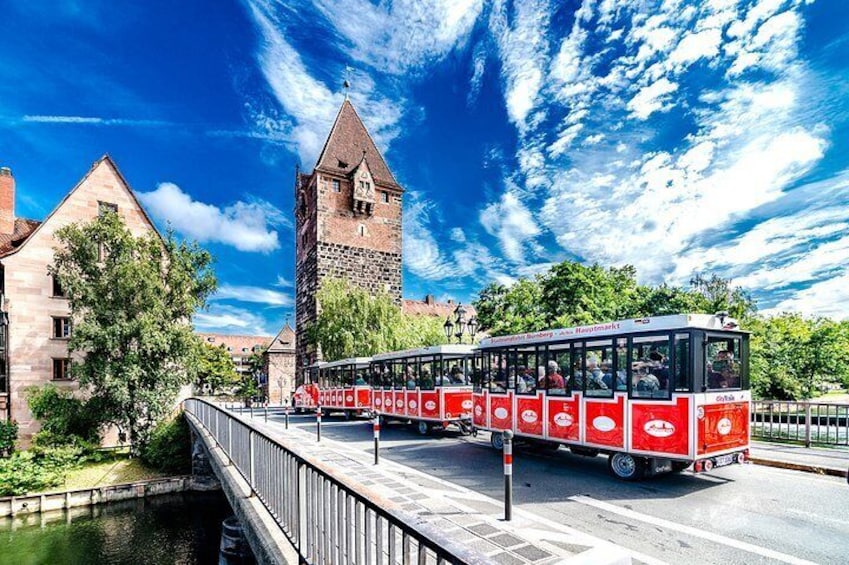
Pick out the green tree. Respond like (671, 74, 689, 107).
(307, 278, 447, 360)
(195, 342, 239, 395)
(474, 279, 547, 336)
(50, 213, 216, 454)
(26, 385, 105, 448)
(687, 273, 757, 321)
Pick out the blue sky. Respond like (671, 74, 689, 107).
(2, 0, 848, 336)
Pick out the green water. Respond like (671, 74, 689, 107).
(0, 492, 234, 565)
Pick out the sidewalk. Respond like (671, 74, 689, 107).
(251, 417, 641, 565)
(749, 440, 849, 478)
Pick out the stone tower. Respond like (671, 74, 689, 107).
(295, 99, 403, 375)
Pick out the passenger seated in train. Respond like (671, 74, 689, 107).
(540, 360, 566, 392)
(449, 365, 466, 385)
(648, 350, 670, 389)
(633, 362, 661, 395)
(435, 370, 451, 386)
(405, 366, 416, 389)
(355, 375, 367, 386)
(420, 367, 434, 389)
(586, 357, 609, 390)
(708, 350, 739, 388)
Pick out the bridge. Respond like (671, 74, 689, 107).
(184, 399, 633, 565)
(185, 399, 849, 565)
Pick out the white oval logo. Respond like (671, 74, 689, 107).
(553, 412, 573, 427)
(593, 416, 616, 432)
(375, 398, 382, 406)
(521, 409, 538, 423)
(461, 400, 473, 409)
(494, 407, 509, 420)
(346, 395, 353, 402)
(717, 417, 732, 436)
(409, 400, 417, 409)
(644, 419, 675, 438)
(474, 405, 483, 416)
(425, 400, 436, 410)
(697, 406, 705, 420)
(396, 400, 403, 408)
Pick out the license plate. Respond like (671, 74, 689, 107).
(715, 454, 735, 467)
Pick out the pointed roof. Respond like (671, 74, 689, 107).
(266, 322, 296, 353)
(0, 155, 161, 259)
(313, 100, 401, 190)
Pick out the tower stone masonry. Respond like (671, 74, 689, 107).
(295, 100, 403, 376)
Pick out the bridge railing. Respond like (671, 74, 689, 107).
(751, 400, 849, 447)
(184, 398, 488, 565)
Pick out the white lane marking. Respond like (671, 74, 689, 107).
(569, 495, 817, 565)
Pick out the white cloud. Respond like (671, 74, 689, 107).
(764, 271, 849, 320)
(212, 284, 293, 307)
(274, 274, 293, 288)
(669, 28, 722, 67)
(627, 78, 678, 120)
(402, 192, 451, 280)
(194, 304, 275, 335)
(22, 115, 169, 126)
(137, 182, 286, 253)
(479, 190, 541, 263)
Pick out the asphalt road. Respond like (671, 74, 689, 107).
(268, 411, 849, 565)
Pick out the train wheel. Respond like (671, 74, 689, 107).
(671, 461, 691, 473)
(490, 431, 504, 451)
(417, 421, 431, 435)
(608, 452, 645, 481)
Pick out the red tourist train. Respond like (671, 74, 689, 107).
(314, 358, 373, 419)
(472, 313, 751, 479)
(292, 363, 322, 413)
(369, 345, 476, 435)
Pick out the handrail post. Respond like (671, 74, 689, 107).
(317, 405, 322, 443)
(249, 429, 255, 496)
(503, 430, 513, 521)
(374, 411, 380, 465)
(805, 402, 812, 447)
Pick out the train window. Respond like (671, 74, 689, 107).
(443, 356, 467, 386)
(585, 339, 614, 398)
(420, 356, 437, 390)
(404, 359, 419, 389)
(614, 338, 628, 392)
(355, 366, 368, 386)
(392, 361, 405, 390)
(472, 353, 485, 392)
(381, 363, 392, 390)
(514, 346, 537, 395)
(342, 367, 353, 387)
(489, 351, 508, 394)
(705, 335, 742, 391)
(630, 334, 671, 400)
(674, 333, 691, 392)
(544, 343, 570, 396)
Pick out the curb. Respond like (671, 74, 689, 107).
(750, 457, 848, 478)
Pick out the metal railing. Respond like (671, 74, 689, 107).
(751, 400, 849, 447)
(184, 398, 485, 565)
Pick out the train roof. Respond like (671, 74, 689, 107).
(478, 314, 745, 349)
(319, 357, 372, 369)
(371, 344, 477, 362)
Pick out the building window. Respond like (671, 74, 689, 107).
(242, 347, 248, 353)
(52, 275, 68, 297)
(227, 346, 233, 352)
(98, 201, 118, 216)
(52, 358, 71, 381)
(332, 179, 341, 192)
(207, 336, 215, 343)
(52, 317, 71, 339)
(382, 191, 389, 203)
(358, 224, 366, 237)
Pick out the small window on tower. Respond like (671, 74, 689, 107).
(332, 179, 341, 192)
(52, 275, 67, 298)
(358, 224, 366, 237)
(382, 191, 389, 203)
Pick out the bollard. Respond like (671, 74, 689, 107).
(264, 402, 268, 422)
(316, 405, 322, 442)
(250, 402, 254, 418)
(373, 412, 381, 465)
(285, 407, 289, 430)
(503, 430, 513, 521)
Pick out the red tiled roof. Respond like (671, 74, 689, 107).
(402, 299, 477, 319)
(267, 323, 296, 353)
(0, 218, 41, 257)
(196, 333, 272, 354)
(313, 100, 401, 190)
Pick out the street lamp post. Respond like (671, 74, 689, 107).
(443, 303, 478, 344)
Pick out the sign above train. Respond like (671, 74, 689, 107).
(372, 344, 477, 362)
(478, 314, 743, 348)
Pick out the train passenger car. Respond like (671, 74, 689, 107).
(293, 363, 322, 413)
(316, 357, 372, 419)
(473, 314, 750, 480)
(370, 345, 477, 435)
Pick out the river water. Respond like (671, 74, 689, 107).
(0, 491, 237, 565)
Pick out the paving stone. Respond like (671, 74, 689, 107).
(489, 533, 525, 548)
(466, 538, 500, 555)
(389, 496, 409, 503)
(460, 498, 503, 515)
(540, 540, 589, 555)
(490, 551, 527, 565)
(512, 544, 553, 561)
(448, 514, 486, 526)
(444, 528, 477, 542)
(467, 523, 500, 536)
